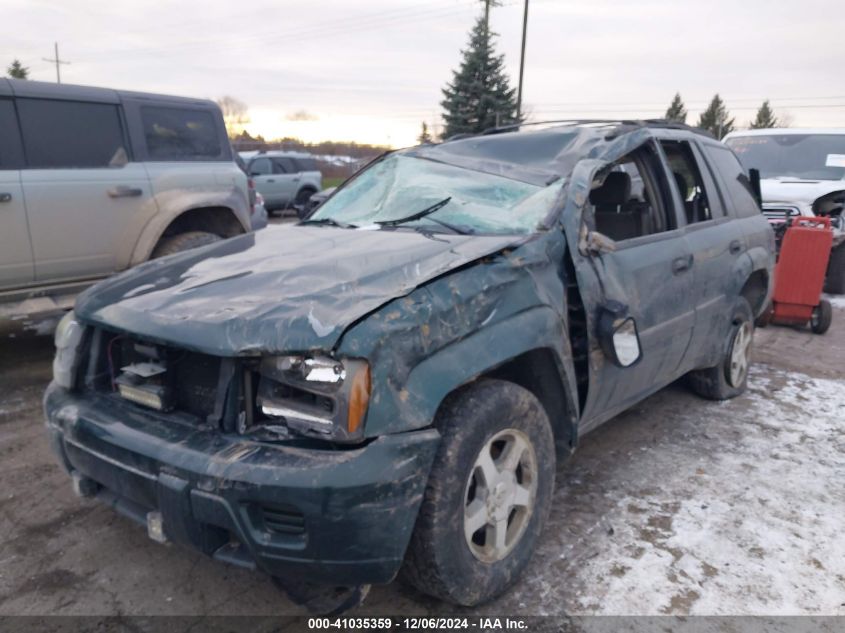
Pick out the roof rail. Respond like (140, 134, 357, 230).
(474, 118, 714, 139)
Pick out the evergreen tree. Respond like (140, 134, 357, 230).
(697, 94, 735, 138)
(417, 122, 433, 144)
(750, 100, 779, 129)
(664, 92, 687, 123)
(7, 59, 28, 79)
(440, 14, 521, 138)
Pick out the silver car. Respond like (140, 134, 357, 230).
(242, 151, 322, 215)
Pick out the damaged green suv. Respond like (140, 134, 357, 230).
(45, 121, 774, 612)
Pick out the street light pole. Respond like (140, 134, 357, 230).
(516, 0, 529, 121)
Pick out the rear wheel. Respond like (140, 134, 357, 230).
(295, 187, 316, 207)
(688, 297, 754, 400)
(825, 243, 845, 294)
(151, 231, 221, 258)
(402, 379, 555, 606)
(811, 299, 833, 334)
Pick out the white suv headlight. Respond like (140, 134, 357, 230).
(53, 311, 86, 389)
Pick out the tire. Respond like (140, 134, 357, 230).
(754, 302, 773, 328)
(811, 299, 833, 334)
(402, 379, 555, 606)
(688, 297, 754, 400)
(825, 243, 845, 294)
(295, 187, 316, 207)
(151, 231, 222, 258)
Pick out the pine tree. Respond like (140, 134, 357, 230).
(440, 14, 522, 139)
(417, 122, 433, 144)
(697, 94, 735, 139)
(750, 100, 779, 129)
(664, 92, 687, 124)
(7, 59, 29, 79)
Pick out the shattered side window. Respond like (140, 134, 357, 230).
(310, 154, 559, 234)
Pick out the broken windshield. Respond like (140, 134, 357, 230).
(308, 154, 562, 234)
(726, 134, 845, 181)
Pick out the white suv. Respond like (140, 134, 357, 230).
(0, 78, 254, 319)
(724, 128, 845, 293)
(242, 151, 322, 216)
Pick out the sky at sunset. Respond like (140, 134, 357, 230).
(5, 0, 844, 148)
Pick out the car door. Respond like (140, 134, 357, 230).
(17, 97, 153, 283)
(658, 137, 743, 372)
(271, 156, 300, 205)
(0, 96, 34, 289)
(249, 157, 283, 207)
(574, 142, 696, 427)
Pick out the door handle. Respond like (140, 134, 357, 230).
(0, 192, 11, 203)
(293, 177, 300, 182)
(107, 186, 143, 198)
(729, 239, 743, 254)
(266, 178, 275, 183)
(672, 255, 693, 274)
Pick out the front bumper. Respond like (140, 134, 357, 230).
(44, 382, 439, 586)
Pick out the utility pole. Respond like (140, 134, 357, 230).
(42, 42, 70, 84)
(516, 0, 529, 121)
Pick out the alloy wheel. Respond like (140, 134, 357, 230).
(463, 428, 538, 563)
(728, 321, 752, 387)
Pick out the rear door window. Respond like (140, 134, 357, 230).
(17, 98, 127, 168)
(273, 157, 297, 174)
(702, 144, 761, 218)
(296, 157, 318, 171)
(660, 140, 723, 223)
(0, 99, 24, 169)
(141, 106, 221, 160)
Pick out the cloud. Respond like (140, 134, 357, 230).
(3, 0, 843, 146)
(286, 110, 319, 122)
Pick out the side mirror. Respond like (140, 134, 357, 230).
(598, 301, 642, 368)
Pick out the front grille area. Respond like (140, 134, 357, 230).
(763, 207, 795, 224)
(99, 333, 223, 421)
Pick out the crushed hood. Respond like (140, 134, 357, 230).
(761, 178, 845, 206)
(75, 224, 521, 356)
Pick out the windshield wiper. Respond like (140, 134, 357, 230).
(376, 197, 452, 227)
(299, 217, 358, 229)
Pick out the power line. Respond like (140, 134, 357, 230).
(534, 95, 845, 108)
(96, 1, 485, 61)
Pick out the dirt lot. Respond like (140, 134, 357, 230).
(1, 301, 843, 617)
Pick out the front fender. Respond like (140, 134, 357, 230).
(363, 306, 577, 438)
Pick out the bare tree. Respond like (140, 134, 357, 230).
(216, 96, 250, 137)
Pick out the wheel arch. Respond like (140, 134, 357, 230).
(479, 348, 579, 460)
(390, 307, 580, 460)
(129, 205, 248, 267)
(739, 268, 771, 318)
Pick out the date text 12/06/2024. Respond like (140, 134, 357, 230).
(307, 617, 528, 630)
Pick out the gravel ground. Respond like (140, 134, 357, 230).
(0, 303, 843, 617)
